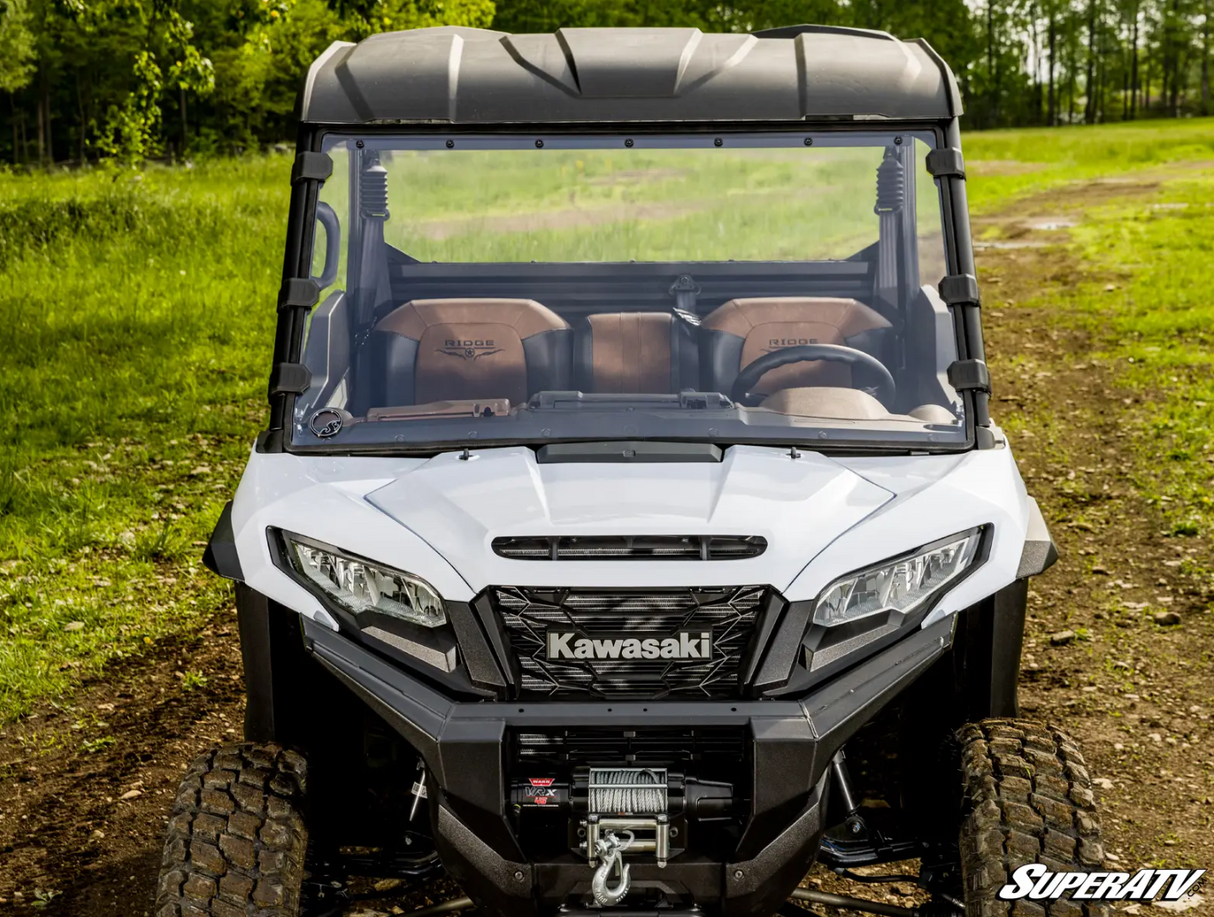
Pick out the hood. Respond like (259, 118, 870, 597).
(365, 445, 895, 592)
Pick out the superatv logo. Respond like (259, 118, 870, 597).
(546, 630, 712, 661)
(998, 865, 1206, 902)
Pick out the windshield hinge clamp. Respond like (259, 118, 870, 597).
(947, 359, 991, 395)
(938, 273, 980, 308)
(292, 151, 333, 185)
(926, 148, 966, 180)
(278, 278, 320, 314)
(669, 274, 701, 318)
(269, 362, 313, 397)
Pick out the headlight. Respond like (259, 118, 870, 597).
(282, 534, 447, 628)
(813, 529, 982, 627)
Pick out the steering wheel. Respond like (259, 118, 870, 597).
(730, 344, 896, 407)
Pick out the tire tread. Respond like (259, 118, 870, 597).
(959, 719, 1107, 917)
(155, 743, 307, 917)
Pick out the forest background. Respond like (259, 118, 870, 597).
(1, 0, 1212, 166)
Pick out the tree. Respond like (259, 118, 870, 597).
(0, 0, 36, 163)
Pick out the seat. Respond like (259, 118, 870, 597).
(698, 297, 892, 398)
(577, 312, 698, 394)
(762, 388, 959, 424)
(371, 298, 572, 406)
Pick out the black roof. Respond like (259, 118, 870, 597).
(299, 25, 962, 126)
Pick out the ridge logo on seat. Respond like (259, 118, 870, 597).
(764, 338, 820, 352)
(439, 339, 502, 360)
(546, 630, 713, 661)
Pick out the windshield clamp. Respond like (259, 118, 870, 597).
(291, 151, 333, 185)
(669, 274, 701, 316)
(947, 360, 991, 395)
(278, 278, 321, 314)
(925, 148, 966, 180)
(269, 362, 313, 397)
(938, 273, 980, 308)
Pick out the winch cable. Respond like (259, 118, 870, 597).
(588, 767, 666, 815)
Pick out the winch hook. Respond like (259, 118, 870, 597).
(591, 830, 634, 907)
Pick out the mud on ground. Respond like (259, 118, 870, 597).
(1, 179, 1212, 916)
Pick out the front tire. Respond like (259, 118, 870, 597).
(155, 744, 308, 917)
(958, 719, 1107, 917)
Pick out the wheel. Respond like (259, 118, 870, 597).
(155, 744, 308, 917)
(957, 719, 1107, 917)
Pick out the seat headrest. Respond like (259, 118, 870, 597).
(375, 298, 569, 340)
(700, 297, 889, 338)
(373, 298, 571, 406)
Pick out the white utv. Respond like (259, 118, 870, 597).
(157, 23, 1107, 917)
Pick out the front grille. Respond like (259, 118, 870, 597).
(515, 727, 748, 767)
(492, 536, 767, 561)
(493, 585, 765, 699)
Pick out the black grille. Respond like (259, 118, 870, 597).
(492, 535, 766, 561)
(493, 586, 765, 699)
(515, 727, 748, 767)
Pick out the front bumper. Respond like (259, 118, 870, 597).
(300, 613, 954, 917)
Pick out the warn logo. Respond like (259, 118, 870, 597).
(546, 630, 712, 661)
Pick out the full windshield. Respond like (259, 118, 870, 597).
(293, 133, 964, 451)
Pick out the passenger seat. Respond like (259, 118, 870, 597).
(577, 313, 698, 394)
(371, 298, 572, 406)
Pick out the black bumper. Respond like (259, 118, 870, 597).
(301, 614, 955, 917)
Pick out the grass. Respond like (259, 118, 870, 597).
(966, 122, 1214, 542)
(3, 120, 1214, 721)
(965, 119, 1214, 212)
(1047, 177, 1214, 537)
(0, 156, 289, 719)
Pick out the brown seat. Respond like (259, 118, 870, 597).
(761, 388, 959, 424)
(577, 312, 698, 394)
(698, 297, 892, 398)
(371, 298, 572, 406)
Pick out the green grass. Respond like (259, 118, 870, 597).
(0, 157, 290, 719)
(1046, 179, 1214, 537)
(4, 120, 1214, 721)
(963, 122, 1214, 543)
(965, 118, 1214, 212)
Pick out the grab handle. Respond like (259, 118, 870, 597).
(312, 202, 341, 289)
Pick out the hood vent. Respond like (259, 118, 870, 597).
(492, 535, 766, 561)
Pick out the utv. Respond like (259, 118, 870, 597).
(158, 23, 1105, 917)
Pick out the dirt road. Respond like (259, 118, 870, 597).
(1, 179, 1211, 916)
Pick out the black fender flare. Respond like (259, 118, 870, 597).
(202, 500, 244, 581)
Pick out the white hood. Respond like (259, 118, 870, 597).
(230, 442, 1031, 620)
(365, 445, 893, 591)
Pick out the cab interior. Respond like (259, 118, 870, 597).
(302, 248, 961, 425)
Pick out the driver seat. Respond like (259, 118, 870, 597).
(698, 297, 892, 398)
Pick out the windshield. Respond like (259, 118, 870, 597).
(293, 132, 964, 452)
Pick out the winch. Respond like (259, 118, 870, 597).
(583, 768, 668, 906)
(583, 768, 672, 870)
(509, 765, 738, 906)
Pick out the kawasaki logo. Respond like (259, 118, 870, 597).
(546, 630, 712, 661)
